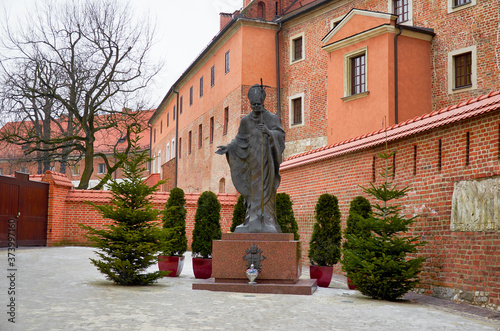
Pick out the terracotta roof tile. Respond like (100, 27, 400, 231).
(44, 171, 74, 188)
(281, 89, 500, 170)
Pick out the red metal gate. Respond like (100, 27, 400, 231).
(0, 172, 49, 247)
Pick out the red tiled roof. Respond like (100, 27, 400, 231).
(281, 90, 500, 170)
(43, 171, 74, 188)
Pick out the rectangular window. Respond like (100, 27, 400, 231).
(154, 128, 156, 143)
(167, 114, 169, 127)
(73, 164, 80, 175)
(454, 52, 472, 89)
(292, 98, 302, 125)
(465, 131, 470, 166)
(394, 0, 409, 23)
(225, 50, 230, 74)
(98, 163, 105, 174)
(160, 120, 163, 134)
(454, 0, 471, 6)
(293, 36, 303, 61)
(198, 124, 203, 149)
(223, 107, 229, 135)
(179, 138, 182, 158)
(190, 86, 193, 105)
(211, 65, 215, 87)
(180, 96, 183, 114)
(351, 54, 366, 95)
(173, 105, 176, 120)
(188, 131, 192, 154)
(200, 76, 204, 97)
(210, 117, 214, 143)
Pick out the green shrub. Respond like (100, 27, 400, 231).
(308, 193, 341, 266)
(161, 187, 187, 256)
(343, 196, 372, 251)
(276, 192, 300, 240)
(80, 130, 171, 285)
(230, 195, 245, 232)
(191, 191, 222, 258)
(342, 151, 426, 301)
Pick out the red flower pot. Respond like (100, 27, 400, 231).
(192, 257, 212, 279)
(309, 265, 333, 288)
(158, 255, 185, 277)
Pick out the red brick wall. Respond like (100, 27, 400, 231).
(45, 180, 238, 247)
(279, 108, 500, 307)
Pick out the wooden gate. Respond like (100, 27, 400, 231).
(0, 172, 49, 247)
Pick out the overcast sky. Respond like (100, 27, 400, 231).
(1, 0, 243, 108)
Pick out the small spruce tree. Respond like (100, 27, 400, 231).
(276, 192, 300, 240)
(230, 195, 245, 232)
(161, 187, 187, 256)
(81, 128, 171, 286)
(191, 191, 222, 258)
(308, 193, 342, 266)
(342, 151, 426, 301)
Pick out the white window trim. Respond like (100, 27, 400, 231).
(447, 0, 476, 14)
(288, 92, 305, 128)
(330, 16, 344, 30)
(388, 0, 413, 25)
(448, 45, 477, 94)
(171, 138, 175, 159)
(289, 32, 305, 65)
(97, 163, 105, 174)
(343, 46, 368, 99)
(166, 143, 170, 162)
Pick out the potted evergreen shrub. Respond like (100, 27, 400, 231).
(191, 191, 222, 279)
(343, 196, 372, 290)
(158, 187, 188, 277)
(80, 129, 171, 285)
(276, 192, 300, 241)
(308, 193, 342, 287)
(341, 151, 426, 300)
(229, 195, 245, 232)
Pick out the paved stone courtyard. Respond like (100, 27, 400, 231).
(0, 247, 498, 330)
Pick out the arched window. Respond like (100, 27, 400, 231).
(219, 178, 226, 193)
(258, 2, 265, 19)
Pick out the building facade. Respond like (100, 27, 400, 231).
(150, 0, 500, 194)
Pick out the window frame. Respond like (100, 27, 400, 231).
(289, 32, 305, 64)
(343, 47, 369, 101)
(180, 96, 183, 114)
(198, 124, 203, 149)
(225, 50, 230, 74)
(72, 164, 80, 175)
(188, 131, 192, 154)
(171, 138, 175, 159)
(288, 92, 305, 128)
(199, 76, 204, 98)
(189, 86, 193, 105)
(448, 45, 477, 94)
(448, 0, 475, 13)
(97, 163, 106, 174)
(388, 0, 412, 25)
(210, 116, 214, 143)
(223, 107, 229, 135)
(211, 65, 215, 87)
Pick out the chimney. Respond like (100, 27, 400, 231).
(220, 12, 233, 30)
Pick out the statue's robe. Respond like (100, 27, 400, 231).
(225, 109, 285, 233)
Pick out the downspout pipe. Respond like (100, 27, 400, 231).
(394, 25, 402, 125)
(173, 88, 179, 188)
(275, 21, 283, 122)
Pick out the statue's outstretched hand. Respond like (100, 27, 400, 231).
(215, 145, 228, 155)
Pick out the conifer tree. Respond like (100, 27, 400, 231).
(230, 195, 245, 232)
(342, 151, 426, 301)
(276, 192, 300, 240)
(308, 193, 342, 266)
(162, 187, 187, 256)
(81, 127, 171, 285)
(191, 191, 222, 258)
(343, 196, 372, 251)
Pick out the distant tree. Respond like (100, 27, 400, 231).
(308, 193, 342, 266)
(191, 191, 222, 259)
(230, 195, 245, 232)
(0, 0, 161, 188)
(81, 126, 170, 285)
(276, 192, 300, 240)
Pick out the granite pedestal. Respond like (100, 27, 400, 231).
(192, 233, 317, 295)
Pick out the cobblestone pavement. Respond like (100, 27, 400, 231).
(0, 247, 499, 330)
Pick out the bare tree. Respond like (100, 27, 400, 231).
(0, 0, 160, 188)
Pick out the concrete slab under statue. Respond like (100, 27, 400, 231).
(193, 83, 317, 295)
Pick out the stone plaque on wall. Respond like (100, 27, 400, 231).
(451, 177, 500, 231)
